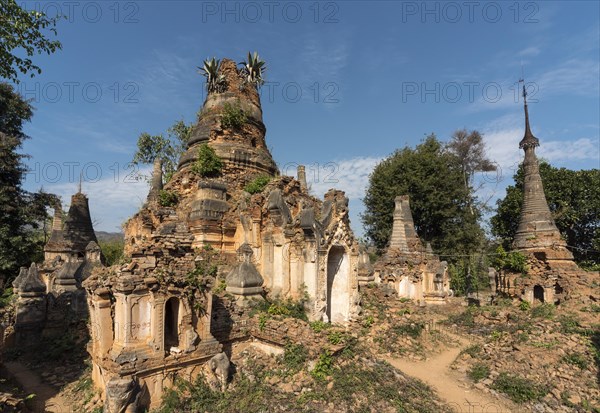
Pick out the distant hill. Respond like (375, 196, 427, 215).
(95, 231, 124, 243)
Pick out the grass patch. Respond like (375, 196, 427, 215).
(491, 372, 548, 403)
(282, 342, 307, 373)
(467, 363, 490, 382)
(562, 352, 588, 369)
(531, 303, 555, 319)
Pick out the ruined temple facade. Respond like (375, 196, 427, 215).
(11, 192, 103, 344)
(494, 85, 593, 305)
(84, 58, 361, 410)
(374, 196, 450, 304)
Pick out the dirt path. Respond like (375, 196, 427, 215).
(3, 361, 72, 413)
(385, 336, 516, 413)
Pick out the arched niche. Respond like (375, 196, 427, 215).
(326, 245, 350, 323)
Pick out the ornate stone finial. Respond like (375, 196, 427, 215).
(519, 80, 540, 149)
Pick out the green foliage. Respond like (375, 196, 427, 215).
(491, 372, 548, 403)
(562, 352, 587, 369)
(240, 51, 266, 87)
(467, 363, 490, 382)
(98, 239, 124, 266)
(185, 245, 220, 290)
(519, 300, 531, 311)
(311, 351, 333, 381)
(362, 315, 375, 328)
(132, 119, 192, 183)
(192, 144, 223, 177)
(0, 1, 62, 82)
(362, 134, 485, 257)
(491, 246, 528, 274)
(491, 162, 600, 266)
(392, 322, 425, 339)
(220, 102, 247, 130)
(198, 57, 226, 93)
(282, 342, 308, 373)
(310, 320, 331, 333)
(244, 175, 271, 194)
(445, 308, 476, 328)
(158, 190, 179, 207)
(531, 303, 555, 319)
(0, 83, 57, 283)
(327, 331, 350, 345)
(0, 287, 14, 308)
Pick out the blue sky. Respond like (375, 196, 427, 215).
(14, 0, 600, 235)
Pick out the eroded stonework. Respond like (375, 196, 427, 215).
(84, 58, 361, 410)
(10, 192, 103, 345)
(374, 196, 450, 304)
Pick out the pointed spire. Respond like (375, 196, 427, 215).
(519, 80, 540, 149)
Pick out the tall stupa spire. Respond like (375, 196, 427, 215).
(519, 82, 540, 149)
(512, 80, 571, 258)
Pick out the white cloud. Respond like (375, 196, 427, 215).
(518, 46, 541, 57)
(301, 156, 382, 201)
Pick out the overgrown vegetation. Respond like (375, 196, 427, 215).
(192, 144, 223, 177)
(531, 303, 555, 319)
(467, 363, 490, 382)
(220, 102, 247, 130)
(158, 190, 179, 207)
(491, 372, 548, 403)
(282, 342, 308, 373)
(244, 175, 271, 194)
(491, 246, 528, 274)
(132, 119, 192, 183)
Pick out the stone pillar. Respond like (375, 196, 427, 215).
(390, 196, 409, 251)
(297, 165, 307, 192)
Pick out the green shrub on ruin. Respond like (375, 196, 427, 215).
(244, 175, 271, 194)
(220, 102, 247, 130)
(492, 246, 528, 274)
(192, 144, 223, 177)
(158, 190, 178, 207)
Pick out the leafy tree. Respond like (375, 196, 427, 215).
(362, 134, 484, 258)
(491, 162, 600, 267)
(446, 129, 496, 214)
(0, 83, 57, 283)
(132, 119, 192, 183)
(99, 239, 124, 266)
(0, 0, 62, 82)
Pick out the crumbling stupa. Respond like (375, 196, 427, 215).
(374, 196, 450, 304)
(494, 84, 596, 305)
(11, 191, 103, 345)
(84, 57, 361, 411)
